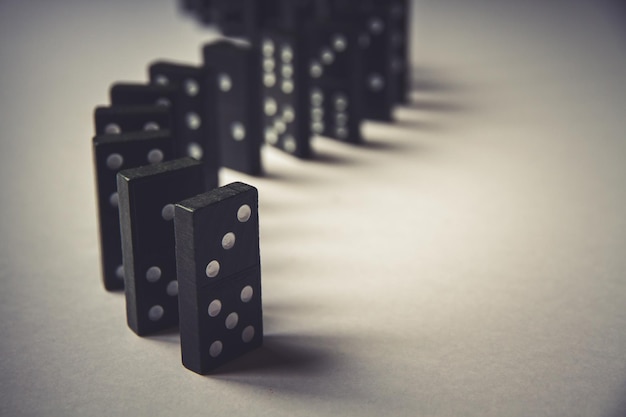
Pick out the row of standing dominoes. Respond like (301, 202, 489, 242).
(91, 0, 410, 374)
(180, 0, 410, 110)
(94, 143, 263, 374)
(180, 0, 410, 152)
(92, 60, 263, 374)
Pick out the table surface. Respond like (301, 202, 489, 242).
(1, 1, 626, 416)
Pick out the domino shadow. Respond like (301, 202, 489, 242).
(210, 333, 337, 377)
(258, 151, 357, 183)
(254, 169, 321, 185)
(359, 122, 432, 152)
(222, 163, 310, 184)
(405, 97, 470, 114)
(308, 148, 360, 166)
(210, 332, 414, 408)
(208, 334, 367, 398)
(406, 66, 473, 114)
(144, 325, 181, 345)
(360, 137, 417, 152)
(390, 117, 442, 131)
(391, 103, 462, 130)
(313, 131, 423, 165)
(312, 130, 415, 153)
(410, 67, 466, 94)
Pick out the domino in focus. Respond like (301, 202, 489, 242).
(175, 182, 263, 374)
(117, 157, 205, 335)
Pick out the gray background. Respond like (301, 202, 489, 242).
(1, 0, 626, 416)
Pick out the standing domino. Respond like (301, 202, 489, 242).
(330, 1, 396, 121)
(148, 62, 220, 188)
(257, 29, 312, 158)
(203, 40, 264, 174)
(94, 105, 172, 136)
(117, 157, 205, 335)
(111, 82, 219, 190)
(175, 182, 263, 374)
(305, 19, 365, 143)
(93, 129, 175, 291)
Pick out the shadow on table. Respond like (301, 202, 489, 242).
(144, 325, 181, 344)
(405, 67, 474, 112)
(211, 333, 336, 377)
(410, 66, 467, 94)
(405, 97, 470, 114)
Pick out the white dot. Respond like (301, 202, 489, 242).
(106, 153, 123, 170)
(335, 112, 348, 126)
(320, 48, 335, 64)
(218, 73, 232, 92)
(209, 340, 223, 357)
(263, 58, 275, 72)
(104, 123, 121, 134)
(231, 122, 246, 141)
(147, 148, 164, 164)
(281, 80, 294, 94)
(312, 121, 324, 134)
(281, 45, 293, 63)
(156, 97, 171, 107)
(369, 17, 384, 34)
(262, 39, 274, 57)
(161, 204, 175, 221)
(265, 127, 278, 144)
(242, 326, 255, 343)
(206, 260, 220, 278)
(222, 232, 236, 250)
(311, 89, 323, 106)
(186, 112, 201, 130)
(166, 280, 178, 296)
(336, 127, 348, 139)
(311, 108, 324, 121)
(225, 312, 239, 329)
(187, 142, 203, 160)
(115, 265, 125, 280)
(263, 73, 276, 87)
(359, 34, 370, 48)
(368, 74, 385, 91)
(146, 266, 162, 283)
(154, 74, 169, 85)
(274, 120, 286, 134)
(240, 285, 253, 302)
(334, 94, 348, 111)
(237, 205, 251, 222)
(264, 98, 277, 116)
(310, 61, 323, 78)
(208, 299, 222, 317)
(148, 305, 164, 321)
(185, 78, 199, 96)
(281, 64, 293, 79)
(283, 135, 297, 153)
(332, 34, 347, 51)
(109, 192, 119, 208)
(143, 121, 159, 131)
(282, 105, 295, 122)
